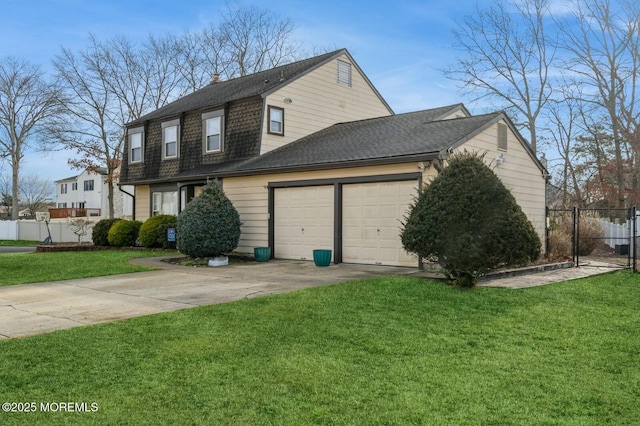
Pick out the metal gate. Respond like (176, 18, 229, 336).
(546, 207, 637, 271)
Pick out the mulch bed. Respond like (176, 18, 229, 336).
(162, 254, 257, 266)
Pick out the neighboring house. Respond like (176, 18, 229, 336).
(120, 48, 547, 267)
(54, 168, 134, 218)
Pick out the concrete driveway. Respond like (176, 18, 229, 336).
(0, 246, 36, 253)
(0, 257, 414, 339)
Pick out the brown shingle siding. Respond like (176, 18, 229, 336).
(122, 98, 263, 183)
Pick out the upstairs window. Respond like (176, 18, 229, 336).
(268, 106, 284, 135)
(72, 183, 77, 191)
(60, 183, 67, 194)
(128, 126, 144, 163)
(337, 60, 352, 87)
(498, 123, 508, 151)
(84, 180, 94, 191)
(202, 111, 224, 153)
(162, 119, 180, 160)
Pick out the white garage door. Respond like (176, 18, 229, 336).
(342, 181, 417, 267)
(274, 186, 334, 261)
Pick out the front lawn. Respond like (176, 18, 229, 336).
(0, 271, 638, 424)
(0, 250, 164, 286)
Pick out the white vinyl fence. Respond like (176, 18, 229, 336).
(0, 220, 93, 243)
(598, 217, 638, 253)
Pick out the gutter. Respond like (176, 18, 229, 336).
(118, 185, 135, 220)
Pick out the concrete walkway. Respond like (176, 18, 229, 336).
(0, 257, 623, 339)
(478, 260, 622, 288)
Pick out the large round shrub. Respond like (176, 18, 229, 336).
(139, 215, 177, 249)
(401, 151, 541, 287)
(92, 218, 122, 246)
(107, 220, 142, 247)
(177, 181, 241, 258)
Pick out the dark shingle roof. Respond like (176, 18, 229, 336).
(228, 108, 501, 172)
(128, 49, 348, 126)
(166, 105, 502, 181)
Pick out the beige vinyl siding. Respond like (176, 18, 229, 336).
(224, 163, 431, 255)
(261, 53, 392, 154)
(458, 120, 546, 250)
(134, 185, 151, 222)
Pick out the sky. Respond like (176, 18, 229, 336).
(1, 0, 510, 184)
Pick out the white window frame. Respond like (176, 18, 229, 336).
(128, 126, 144, 163)
(202, 110, 224, 154)
(60, 183, 67, 194)
(337, 59, 352, 87)
(268, 105, 284, 135)
(162, 119, 180, 160)
(72, 182, 77, 191)
(84, 180, 94, 191)
(152, 191, 178, 216)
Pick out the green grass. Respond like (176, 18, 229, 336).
(0, 239, 39, 246)
(0, 271, 638, 424)
(0, 250, 165, 286)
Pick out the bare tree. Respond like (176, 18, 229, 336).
(0, 57, 62, 219)
(544, 94, 583, 206)
(51, 34, 183, 218)
(0, 172, 11, 218)
(219, 3, 301, 77)
(19, 174, 53, 217)
(559, 0, 640, 207)
(171, 3, 302, 89)
(444, 0, 555, 153)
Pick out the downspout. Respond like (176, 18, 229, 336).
(118, 185, 135, 220)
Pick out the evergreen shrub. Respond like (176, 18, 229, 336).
(139, 215, 177, 249)
(401, 151, 541, 287)
(92, 218, 122, 246)
(107, 220, 142, 247)
(177, 181, 241, 258)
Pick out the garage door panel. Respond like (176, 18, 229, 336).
(275, 186, 334, 261)
(342, 181, 417, 267)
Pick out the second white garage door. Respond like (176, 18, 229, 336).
(274, 186, 334, 261)
(342, 181, 417, 267)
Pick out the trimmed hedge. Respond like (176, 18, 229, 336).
(92, 218, 122, 247)
(107, 220, 143, 247)
(139, 215, 177, 249)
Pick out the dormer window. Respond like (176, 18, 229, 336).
(337, 60, 352, 87)
(128, 126, 144, 163)
(202, 110, 224, 153)
(268, 106, 284, 135)
(162, 119, 180, 160)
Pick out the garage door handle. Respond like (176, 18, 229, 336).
(301, 227, 304, 234)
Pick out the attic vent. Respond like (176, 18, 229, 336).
(337, 60, 351, 87)
(498, 123, 508, 151)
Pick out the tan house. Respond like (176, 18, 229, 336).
(120, 48, 547, 267)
